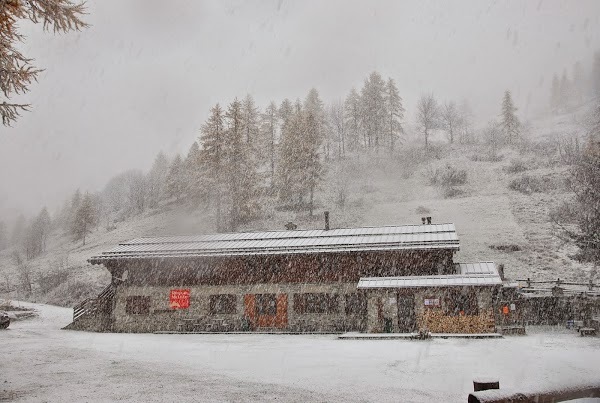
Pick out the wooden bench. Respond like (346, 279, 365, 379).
(580, 327, 597, 337)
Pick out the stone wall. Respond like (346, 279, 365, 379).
(111, 282, 365, 333)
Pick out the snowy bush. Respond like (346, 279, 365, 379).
(504, 158, 529, 173)
(508, 174, 545, 194)
(428, 164, 468, 187)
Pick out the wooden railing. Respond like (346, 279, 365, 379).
(72, 283, 116, 322)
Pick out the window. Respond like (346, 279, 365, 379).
(294, 293, 339, 314)
(255, 294, 277, 316)
(345, 293, 367, 315)
(125, 296, 150, 315)
(209, 294, 237, 314)
(444, 289, 478, 316)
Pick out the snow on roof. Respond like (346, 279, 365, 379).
(357, 262, 501, 289)
(89, 223, 459, 263)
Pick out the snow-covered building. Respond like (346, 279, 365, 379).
(72, 223, 502, 333)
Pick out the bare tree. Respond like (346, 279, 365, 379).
(12, 251, 32, 295)
(440, 101, 460, 144)
(328, 100, 346, 159)
(416, 94, 440, 149)
(1, 0, 87, 126)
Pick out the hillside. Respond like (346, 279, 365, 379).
(0, 108, 595, 307)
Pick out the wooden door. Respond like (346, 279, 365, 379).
(397, 294, 416, 332)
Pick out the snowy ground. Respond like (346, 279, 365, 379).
(2, 302, 600, 402)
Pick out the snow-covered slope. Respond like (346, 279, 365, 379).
(0, 107, 595, 306)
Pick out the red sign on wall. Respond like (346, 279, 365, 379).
(170, 289, 190, 309)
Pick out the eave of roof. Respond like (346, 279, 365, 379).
(89, 223, 460, 265)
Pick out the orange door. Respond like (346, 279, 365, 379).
(275, 294, 288, 329)
(244, 294, 256, 328)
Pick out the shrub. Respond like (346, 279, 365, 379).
(508, 174, 545, 194)
(429, 164, 468, 187)
(442, 186, 465, 199)
(504, 158, 529, 173)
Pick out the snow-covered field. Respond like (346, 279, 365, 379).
(2, 302, 600, 402)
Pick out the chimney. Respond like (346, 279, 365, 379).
(324, 211, 330, 231)
(421, 217, 427, 225)
(426, 216, 432, 225)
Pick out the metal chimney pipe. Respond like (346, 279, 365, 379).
(426, 216, 432, 225)
(324, 211, 330, 231)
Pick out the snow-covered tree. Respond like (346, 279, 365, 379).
(241, 94, 260, 158)
(302, 89, 326, 215)
(559, 70, 572, 109)
(166, 154, 186, 202)
(591, 51, 600, 99)
(344, 87, 362, 152)
(0, 0, 87, 126)
(261, 101, 279, 187)
(360, 72, 387, 152)
(441, 101, 460, 144)
(457, 99, 475, 144)
(183, 141, 202, 202)
(416, 93, 440, 149)
(126, 170, 147, 213)
(147, 151, 169, 208)
(223, 98, 261, 230)
(199, 104, 226, 227)
(500, 90, 520, 144)
(71, 192, 96, 246)
(384, 78, 404, 152)
(328, 100, 346, 159)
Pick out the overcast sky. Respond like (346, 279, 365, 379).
(1, 0, 599, 219)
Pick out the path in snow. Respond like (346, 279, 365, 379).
(2, 302, 600, 402)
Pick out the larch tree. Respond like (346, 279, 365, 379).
(166, 154, 186, 202)
(328, 100, 346, 159)
(36, 206, 51, 252)
(440, 101, 460, 144)
(224, 98, 260, 231)
(241, 94, 260, 157)
(344, 87, 362, 152)
(384, 78, 404, 152)
(1, 0, 87, 126)
(183, 141, 202, 202)
(360, 71, 387, 152)
(199, 104, 226, 229)
(261, 101, 279, 188)
(416, 93, 440, 149)
(147, 151, 169, 208)
(71, 192, 95, 246)
(500, 90, 520, 144)
(276, 100, 304, 208)
(301, 88, 325, 216)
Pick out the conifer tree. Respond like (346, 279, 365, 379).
(166, 154, 186, 201)
(500, 90, 520, 144)
(302, 89, 325, 216)
(261, 101, 279, 187)
(183, 141, 202, 202)
(344, 87, 362, 152)
(71, 192, 96, 246)
(224, 99, 260, 231)
(147, 151, 169, 208)
(384, 78, 405, 151)
(11, 214, 26, 247)
(360, 72, 387, 152)
(199, 104, 226, 228)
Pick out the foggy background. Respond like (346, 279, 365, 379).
(1, 0, 599, 218)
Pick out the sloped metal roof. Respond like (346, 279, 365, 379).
(357, 262, 501, 289)
(89, 223, 459, 263)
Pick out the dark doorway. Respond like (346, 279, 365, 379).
(397, 294, 416, 332)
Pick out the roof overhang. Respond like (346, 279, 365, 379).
(89, 223, 460, 265)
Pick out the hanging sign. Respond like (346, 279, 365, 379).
(170, 289, 190, 309)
